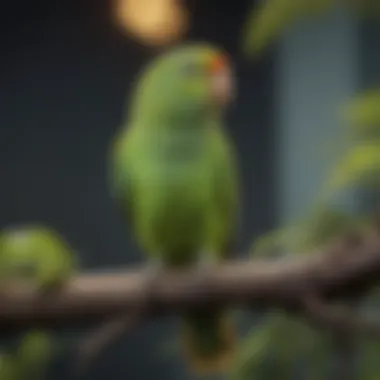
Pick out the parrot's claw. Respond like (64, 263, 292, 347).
(141, 258, 165, 304)
(197, 251, 217, 274)
(144, 258, 164, 280)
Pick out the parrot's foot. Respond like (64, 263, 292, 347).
(194, 252, 218, 294)
(144, 258, 165, 282)
(197, 251, 218, 273)
(141, 258, 165, 304)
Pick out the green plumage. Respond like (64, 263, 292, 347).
(109, 43, 240, 373)
(0, 224, 76, 380)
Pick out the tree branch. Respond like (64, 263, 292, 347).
(2, 232, 380, 330)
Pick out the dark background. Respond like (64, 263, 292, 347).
(0, 0, 276, 378)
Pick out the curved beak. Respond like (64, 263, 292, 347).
(208, 55, 235, 106)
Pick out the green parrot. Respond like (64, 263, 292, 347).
(0, 224, 77, 380)
(109, 43, 240, 374)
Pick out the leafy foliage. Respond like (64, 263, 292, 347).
(250, 205, 357, 256)
(231, 312, 333, 380)
(235, 4, 380, 375)
(16, 331, 55, 380)
(341, 89, 380, 132)
(231, 205, 360, 380)
(322, 89, 380, 200)
(233, 82, 380, 378)
(241, 0, 380, 58)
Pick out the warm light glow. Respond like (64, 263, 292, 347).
(114, 0, 189, 47)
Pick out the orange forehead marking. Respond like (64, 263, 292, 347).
(207, 53, 228, 74)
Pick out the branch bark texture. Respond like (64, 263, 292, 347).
(1, 233, 380, 329)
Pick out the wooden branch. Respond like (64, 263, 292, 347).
(2, 232, 380, 330)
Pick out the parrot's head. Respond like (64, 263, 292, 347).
(131, 43, 236, 124)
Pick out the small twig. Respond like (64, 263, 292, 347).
(75, 271, 161, 377)
(303, 296, 380, 337)
(75, 312, 143, 377)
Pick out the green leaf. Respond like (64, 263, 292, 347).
(241, 0, 333, 57)
(250, 205, 355, 257)
(322, 141, 380, 198)
(16, 330, 54, 364)
(357, 290, 380, 379)
(249, 225, 299, 257)
(230, 312, 288, 380)
(341, 89, 380, 134)
(358, 336, 380, 380)
(16, 330, 55, 380)
(297, 205, 356, 248)
(303, 327, 333, 380)
(0, 353, 18, 379)
(230, 312, 330, 380)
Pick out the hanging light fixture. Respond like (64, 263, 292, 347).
(114, 0, 189, 47)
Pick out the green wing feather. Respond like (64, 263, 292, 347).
(207, 127, 240, 257)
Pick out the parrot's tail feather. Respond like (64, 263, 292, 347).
(180, 313, 237, 375)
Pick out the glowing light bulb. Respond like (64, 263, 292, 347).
(114, 0, 189, 47)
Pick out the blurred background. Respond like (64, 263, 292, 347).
(1, 0, 380, 379)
